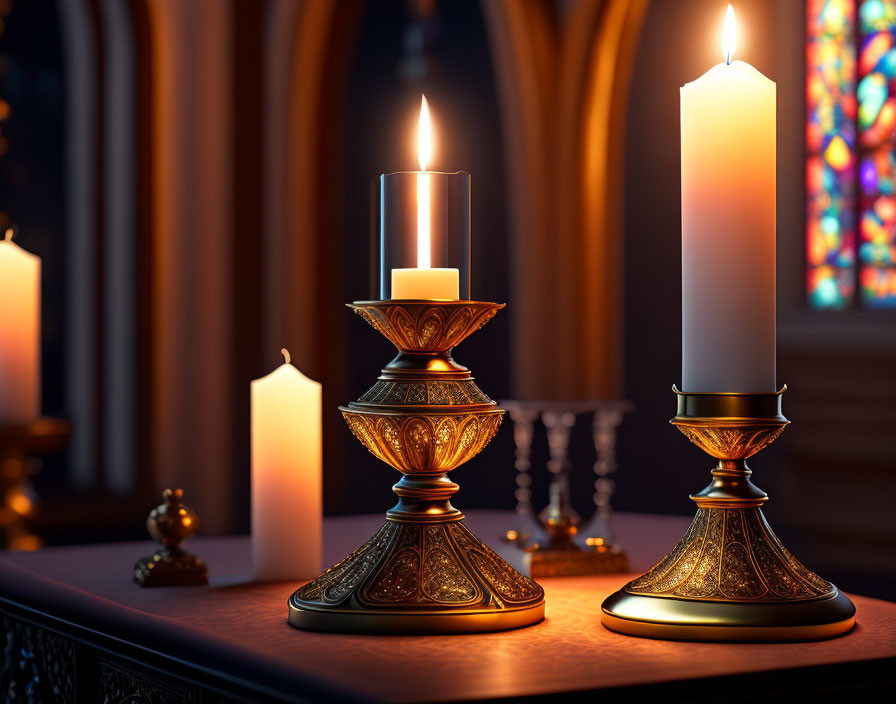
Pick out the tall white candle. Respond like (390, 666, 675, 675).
(251, 349, 322, 581)
(0, 228, 40, 422)
(681, 5, 776, 392)
(391, 95, 460, 300)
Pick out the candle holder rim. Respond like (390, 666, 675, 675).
(378, 169, 470, 178)
(349, 300, 505, 308)
(671, 385, 788, 422)
(671, 416, 789, 427)
(339, 404, 504, 416)
(671, 384, 787, 397)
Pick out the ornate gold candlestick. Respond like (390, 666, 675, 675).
(288, 300, 545, 634)
(0, 418, 71, 550)
(601, 387, 855, 642)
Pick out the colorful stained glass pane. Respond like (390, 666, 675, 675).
(860, 264, 896, 304)
(808, 264, 855, 309)
(858, 0, 896, 305)
(807, 0, 857, 309)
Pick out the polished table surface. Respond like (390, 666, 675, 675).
(2, 510, 896, 702)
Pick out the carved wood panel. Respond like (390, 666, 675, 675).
(100, 659, 201, 704)
(1, 613, 75, 702)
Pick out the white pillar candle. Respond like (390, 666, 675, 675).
(389, 95, 459, 300)
(251, 349, 322, 581)
(681, 5, 776, 392)
(0, 229, 40, 422)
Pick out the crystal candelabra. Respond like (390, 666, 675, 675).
(500, 400, 632, 577)
(288, 300, 545, 634)
(583, 406, 628, 544)
(504, 405, 542, 545)
(601, 387, 856, 641)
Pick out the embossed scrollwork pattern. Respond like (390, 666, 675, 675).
(675, 423, 787, 460)
(292, 521, 543, 613)
(421, 526, 478, 603)
(450, 523, 543, 604)
(291, 524, 398, 605)
(351, 302, 504, 352)
(357, 379, 493, 407)
(625, 507, 834, 602)
(342, 412, 503, 474)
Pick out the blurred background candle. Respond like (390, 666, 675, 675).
(680, 4, 776, 392)
(251, 349, 322, 581)
(0, 228, 40, 422)
(389, 95, 461, 300)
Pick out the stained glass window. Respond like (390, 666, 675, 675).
(807, 0, 896, 308)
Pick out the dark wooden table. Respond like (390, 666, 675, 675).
(2, 510, 895, 702)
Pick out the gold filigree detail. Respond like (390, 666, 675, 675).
(293, 522, 542, 612)
(449, 523, 544, 604)
(350, 301, 504, 353)
(342, 412, 503, 474)
(422, 525, 478, 603)
(625, 507, 834, 602)
(357, 380, 491, 407)
(366, 548, 420, 602)
(292, 523, 397, 604)
(675, 423, 787, 459)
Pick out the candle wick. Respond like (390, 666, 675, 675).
(281, 348, 291, 365)
(3, 227, 12, 241)
(726, 53, 731, 65)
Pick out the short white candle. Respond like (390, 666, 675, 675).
(391, 267, 459, 300)
(681, 5, 776, 392)
(251, 349, 322, 581)
(0, 228, 40, 422)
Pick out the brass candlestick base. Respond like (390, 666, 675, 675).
(525, 476, 629, 578)
(288, 301, 545, 634)
(601, 387, 856, 642)
(527, 543, 629, 578)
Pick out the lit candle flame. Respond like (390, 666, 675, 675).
(417, 95, 432, 269)
(723, 4, 736, 65)
(418, 94, 432, 171)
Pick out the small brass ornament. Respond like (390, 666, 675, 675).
(134, 488, 208, 587)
